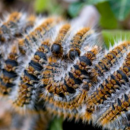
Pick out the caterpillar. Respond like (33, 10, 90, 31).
(0, 11, 130, 130)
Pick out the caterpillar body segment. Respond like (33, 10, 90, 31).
(45, 95, 84, 121)
(45, 90, 87, 110)
(46, 102, 81, 121)
(41, 46, 99, 99)
(18, 17, 63, 55)
(0, 12, 26, 42)
(83, 50, 130, 123)
(41, 56, 62, 87)
(98, 93, 130, 129)
(64, 46, 99, 93)
(44, 89, 87, 121)
(4, 12, 22, 24)
(0, 12, 36, 65)
(0, 13, 36, 74)
(0, 44, 20, 96)
(68, 27, 90, 60)
(51, 24, 71, 58)
(89, 41, 130, 85)
(0, 12, 36, 40)
(24, 40, 50, 77)
(22, 15, 36, 34)
(13, 40, 51, 109)
(88, 50, 130, 104)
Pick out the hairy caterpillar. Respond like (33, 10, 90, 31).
(0, 11, 130, 130)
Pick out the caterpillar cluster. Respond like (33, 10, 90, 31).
(0, 11, 130, 130)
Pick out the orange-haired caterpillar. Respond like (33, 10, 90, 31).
(68, 27, 90, 60)
(0, 12, 35, 43)
(51, 24, 71, 58)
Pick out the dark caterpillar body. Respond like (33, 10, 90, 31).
(68, 27, 90, 60)
(51, 24, 71, 58)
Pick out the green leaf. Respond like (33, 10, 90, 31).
(86, 0, 109, 4)
(48, 3, 64, 15)
(96, 2, 118, 29)
(68, 2, 84, 17)
(35, 0, 49, 13)
(48, 117, 63, 130)
(109, 0, 130, 21)
(102, 30, 130, 48)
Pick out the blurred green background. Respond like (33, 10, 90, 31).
(1, 0, 130, 129)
